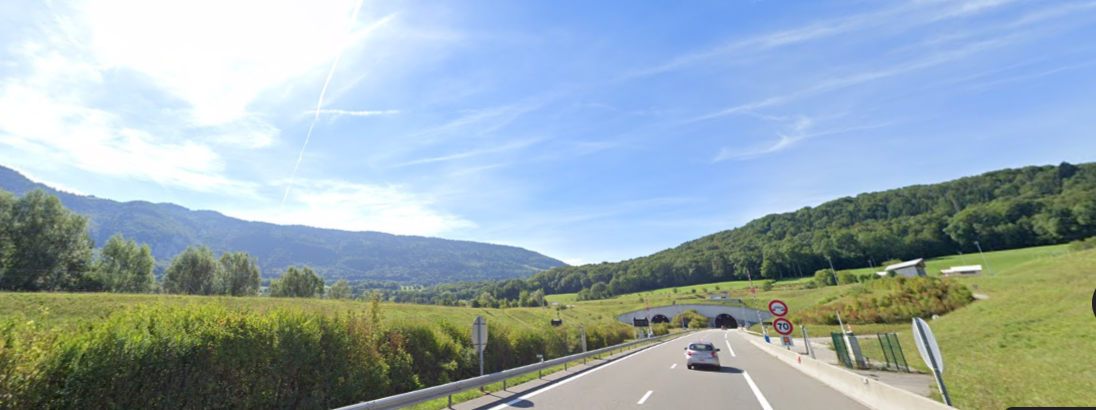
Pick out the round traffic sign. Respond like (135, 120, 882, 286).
(768, 300, 788, 317)
(772, 318, 794, 335)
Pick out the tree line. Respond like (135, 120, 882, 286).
(0, 189, 355, 299)
(362, 162, 1096, 304)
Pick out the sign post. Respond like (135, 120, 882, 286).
(913, 317, 951, 406)
(472, 316, 488, 377)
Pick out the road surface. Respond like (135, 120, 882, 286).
(472, 329, 870, 410)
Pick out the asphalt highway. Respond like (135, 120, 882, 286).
(480, 329, 871, 410)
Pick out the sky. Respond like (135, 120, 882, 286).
(2, 0, 1096, 266)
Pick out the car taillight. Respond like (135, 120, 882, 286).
(711, 352, 717, 358)
(686, 351, 692, 356)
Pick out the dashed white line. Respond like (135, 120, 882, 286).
(670, 363, 677, 369)
(638, 390, 653, 405)
(725, 340, 737, 357)
(485, 333, 694, 410)
(742, 371, 774, 410)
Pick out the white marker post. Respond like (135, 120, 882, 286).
(913, 318, 951, 406)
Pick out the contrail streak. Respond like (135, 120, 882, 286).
(281, 0, 368, 210)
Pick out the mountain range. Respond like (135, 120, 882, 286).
(0, 165, 566, 284)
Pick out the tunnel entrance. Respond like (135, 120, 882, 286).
(715, 314, 738, 329)
(651, 314, 670, 324)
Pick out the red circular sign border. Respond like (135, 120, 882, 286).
(772, 318, 794, 335)
(768, 300, 788, 317)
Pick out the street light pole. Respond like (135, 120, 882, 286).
(974, 241, 994, 275)
(826, 256, 840, 286)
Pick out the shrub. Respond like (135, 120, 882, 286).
(672, 309, 708, 329)
(836, 270, 857, 285)
(760, 280, 773, 292)
(799, 277, 974, 325)
(1070, 237, 1096, 252)
(814, 269, 836, 287)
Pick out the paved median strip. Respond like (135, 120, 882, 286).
(637, 390, 653, 405)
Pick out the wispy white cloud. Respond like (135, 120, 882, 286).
(238, 179, 475, 236)
(713, 121, 894, 162)
(692, 36, 1016, 124)
(624, 0, 1031, 79)
(309, 109, 401, 118)
(408, 96, 555, 141)
(393, 138, 543, 167)
(965, 61, 1096, 92)
(0, 83, 254, 193)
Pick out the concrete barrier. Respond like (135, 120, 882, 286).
(745, 336, 953, 410)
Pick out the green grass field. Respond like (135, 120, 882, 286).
(2, 244, 1091, 410)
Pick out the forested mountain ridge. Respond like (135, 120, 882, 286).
(0, 165, 565, 284)
(522, 162, 1096, 299)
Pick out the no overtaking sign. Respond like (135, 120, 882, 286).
(768, 300, 788, 317)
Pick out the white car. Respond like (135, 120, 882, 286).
(684, 341, 721, 370)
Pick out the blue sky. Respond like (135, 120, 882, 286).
(2, 0, 1095, 265)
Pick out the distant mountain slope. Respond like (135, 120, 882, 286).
(0, 166, 566, 284)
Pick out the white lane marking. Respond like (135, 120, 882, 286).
(638, 390, 653, 405)
(670, 363, 677, 369)
(725, 340, 737, 357)
(742, 371, 774, 410)
(486, 334, 694, 410)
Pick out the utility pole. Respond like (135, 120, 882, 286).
(826, 256, 840, 286)
(973, 241, 994, 275)
(746, 268, 769, 342)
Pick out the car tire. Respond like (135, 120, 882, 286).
(687, 365, 693, 370)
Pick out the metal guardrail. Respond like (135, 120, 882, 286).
(333, 331, 690, 410)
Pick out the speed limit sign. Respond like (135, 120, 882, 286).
(773, 318, 794, 335)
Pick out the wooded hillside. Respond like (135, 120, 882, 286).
(525, 162, 1096, 299)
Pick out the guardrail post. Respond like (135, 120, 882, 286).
(503, 379, 507, 390)
(448, 395, 452, 408)
(565, 361, 568, 371)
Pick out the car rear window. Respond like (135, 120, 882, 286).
(689, 344, 713, 351)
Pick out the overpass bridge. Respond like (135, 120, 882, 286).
(617, 303, 775, 328)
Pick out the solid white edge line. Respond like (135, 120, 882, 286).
(486, 334, 694, 410)
(742, 371, 774, 410)
(638, 390, 653, 405)
(670, 363, 677, 369)
(725, 340, 737, 357)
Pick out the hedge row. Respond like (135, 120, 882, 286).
(0, 303, 630, 410)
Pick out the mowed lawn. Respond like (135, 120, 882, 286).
(891, 248, 1096, 409)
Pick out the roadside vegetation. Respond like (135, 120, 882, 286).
(0, 294, 632, 409)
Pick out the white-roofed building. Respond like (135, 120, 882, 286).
(883, 258, 928, 278)
(941, 265, 983, 277)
